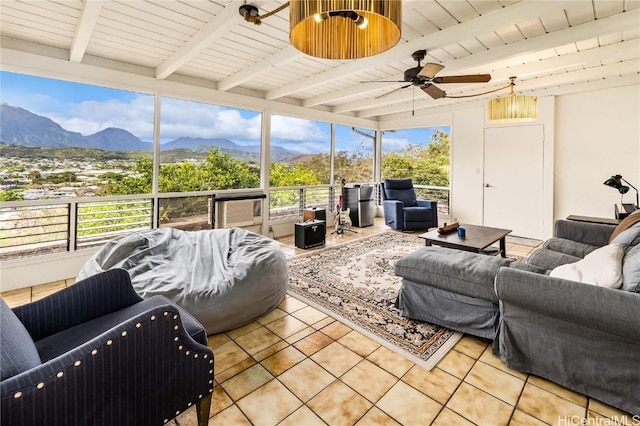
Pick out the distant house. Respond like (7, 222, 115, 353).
(0, 181, 18, 190)
(24, 189, 45, 200)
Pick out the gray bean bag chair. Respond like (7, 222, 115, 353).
(78, 227, 288, 335)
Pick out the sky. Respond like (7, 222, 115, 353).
(1, 71, 450, 154)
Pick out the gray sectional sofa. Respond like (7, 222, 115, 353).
(395, 217, 640, 415)
(494, 218, 640, 415)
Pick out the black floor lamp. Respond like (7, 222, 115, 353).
(604, 174, 639, 219)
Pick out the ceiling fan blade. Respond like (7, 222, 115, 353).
(376, 84, 412, 99)
(421, 83, 446, 99)
(432, 74, 492, 84)
(417, 63, 445, 79)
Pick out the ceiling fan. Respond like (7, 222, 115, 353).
(368, 50, 492, 99)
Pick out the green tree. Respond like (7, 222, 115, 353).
(269, 162, 321, 187)
(333, 151, 374, 184)
(381, 129, 450, 186)
(0, 189, 24, 201)
(46, 171, 77, 184)
(100, 158, 152, 195)
(28, 171, 42, 182)
(199, 149, 259, 190)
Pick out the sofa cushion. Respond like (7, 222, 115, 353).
(542, 237, 599, 258)
(404, 206, 431, 223)
(394, 247, 513, 302)
(0, 297, 42, 380)
(509, 262, 549, 275)
(622, 243, 640, 292)
(550, 244, 623, 288)
(527, 247, 581, 271)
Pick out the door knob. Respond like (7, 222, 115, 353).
(485, 183, 491, 187)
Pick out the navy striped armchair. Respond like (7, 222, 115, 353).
(0, 268, 214, 426)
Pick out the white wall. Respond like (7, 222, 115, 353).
(0, 249, 98, 291)
(447, 87, 640, 234)
(450, 108, 485, 225)
(450, 99, 555, 239)
(554, 85, 640, 220)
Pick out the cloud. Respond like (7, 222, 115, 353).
(271, 115, 329, 141)
(49, 97, 155, 140)
(381, 136, 412, 151)
(3, 71, 449, 154)
(158, 98, 262, 143)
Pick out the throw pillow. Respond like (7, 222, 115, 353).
(0, 297, 42, 380)
(621, 243, 640, 292)
(550, 244, 624, 288)
(608, 214, 640, 243)
(610, 222, 640, 251)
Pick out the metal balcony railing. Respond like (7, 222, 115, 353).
(76, 199, 153, 250)
(0, 184, 450, 261)
(0, 196, 154, 261)
(269, 185, 337, 221)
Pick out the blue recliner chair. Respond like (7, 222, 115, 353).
(1, 268, 214, 426)
(380, 178, 438, 231)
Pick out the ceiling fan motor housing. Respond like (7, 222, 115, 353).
(404, 67, 424, 83)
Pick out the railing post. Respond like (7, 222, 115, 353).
(299, 188, 305, 216)
(329, 186, 335, 212)
(69, 201, 77, 253)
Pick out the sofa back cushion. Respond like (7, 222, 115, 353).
(608, 213, 640, 243)
(383, 179, 417, 207)
(0, 297, 41, 380)
(622, 243, 640, 292)
(610, 222, 640, 250)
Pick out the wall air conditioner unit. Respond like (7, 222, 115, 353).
(217, 199, 262, 228)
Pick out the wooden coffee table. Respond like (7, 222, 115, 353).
(418, 224, 512, 258)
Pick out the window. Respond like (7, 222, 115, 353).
(268, 115, 331, 219)
(158, 97, 261, 192)
(269, 115, 331, 187)
(381, 126, 451, 215)
(381, 126, 451, 186)
(0, 71, 155, 199)
(334, 125, 375, 185)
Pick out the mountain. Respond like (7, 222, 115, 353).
(0, 103, 89, 148)
(0, 103, 302, 160)
(163, 137, 243, 151)
(86, 127, 152, 151)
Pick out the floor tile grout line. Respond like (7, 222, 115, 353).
(7, 232, 609, 426)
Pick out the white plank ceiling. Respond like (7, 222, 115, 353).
(1, 0, 639, 122)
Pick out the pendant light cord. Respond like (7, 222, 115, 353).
(444, 81, 513, 99)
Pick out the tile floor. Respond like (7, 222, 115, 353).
(1, 219, 634, 426)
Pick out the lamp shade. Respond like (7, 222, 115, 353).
(488, 92, 538, 123)
(604, 175, 629, 194)
(289, 0, 402, 59)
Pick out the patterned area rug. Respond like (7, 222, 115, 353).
(287, 231, 461, 371)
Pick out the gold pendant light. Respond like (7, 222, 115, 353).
(488, 77, 538, 123)
(289, 0, 402, 60)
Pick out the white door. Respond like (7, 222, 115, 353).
(483, 125, 544, 239)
